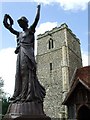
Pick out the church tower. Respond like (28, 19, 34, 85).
(36, 23, 82, 118)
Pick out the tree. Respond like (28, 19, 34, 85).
(0, 77, 4, 98)
(0, 77, 4, 119)
(2, 98, 10, 118)
(0, 77, 10, 119)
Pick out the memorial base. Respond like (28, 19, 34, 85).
(3, 101, 51, 120)
(3, 115, 51, 120)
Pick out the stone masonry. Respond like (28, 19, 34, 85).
(36, 23, 82, 118)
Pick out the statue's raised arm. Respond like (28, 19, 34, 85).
(3, 14, 19, 36)
(30, 4, 41, 30)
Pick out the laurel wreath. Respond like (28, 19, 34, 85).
(6, 15, 14, 26)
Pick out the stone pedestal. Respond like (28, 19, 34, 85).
(3, 101, 51, 120)
(3, 115, 51, 120)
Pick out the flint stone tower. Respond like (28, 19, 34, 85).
(36, 23, 82, 118)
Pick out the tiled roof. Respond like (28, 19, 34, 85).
(71, 66, 90, 88)
(63, 66, 90, 105)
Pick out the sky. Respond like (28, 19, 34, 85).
(0, 0, 89, 96)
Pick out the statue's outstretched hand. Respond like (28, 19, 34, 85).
(3, 14, 19, 36)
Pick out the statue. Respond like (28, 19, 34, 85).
(3, 5, 46, 103)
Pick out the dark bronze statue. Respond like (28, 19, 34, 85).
(3, 5, 46, 103)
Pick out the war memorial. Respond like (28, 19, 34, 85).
(3, 5, 50, 120)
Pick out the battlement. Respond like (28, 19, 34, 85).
(37, 23, 80, 43)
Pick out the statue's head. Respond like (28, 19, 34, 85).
(17, 16, 28, 29)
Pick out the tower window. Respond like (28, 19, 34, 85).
(50, 63, 52, 71)
(48, 39, 54, 49)
(49, 40, 51, 49)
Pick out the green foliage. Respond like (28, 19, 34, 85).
(0, 77, 4, 98)
(0, 77, 4, 88)
(0, 77, 10, 118)
(2, 98, 10, 117)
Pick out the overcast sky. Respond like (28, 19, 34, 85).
(0, 0, 89, 96)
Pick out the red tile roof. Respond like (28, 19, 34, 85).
(63, 66, 90, 105)
(71, 66, 90, 88)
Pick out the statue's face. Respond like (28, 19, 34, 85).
(18, 20, 28, 29)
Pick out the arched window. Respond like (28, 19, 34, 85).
(48, 38, 54, 49)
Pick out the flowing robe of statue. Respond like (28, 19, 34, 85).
(3, 5, 46, 103)
(14, 27, 46, 102)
